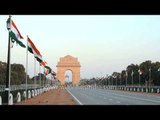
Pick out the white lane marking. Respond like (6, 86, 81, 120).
(66, 88, 83, 105)
(97, 89, 160, 103)
(109, 99, 112, 101)
(104, 97, 106, 99)
(111, 92, 160, 103)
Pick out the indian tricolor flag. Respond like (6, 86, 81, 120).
(40, 60, 47, 66)
(44, 66, 52, 75)
(27, 36, 43, 63)
(9, 18, 26, 48)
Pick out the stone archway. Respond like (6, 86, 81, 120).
(56, 55, 81, 85)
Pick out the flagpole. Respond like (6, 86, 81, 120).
(39, 64, 41, 88)
(5, 15, 12, 105)
(25, 36, 28, 102)
(43, 67, 45, 87)
(34, 57, 36, 89)
(8, 35, 11, 105)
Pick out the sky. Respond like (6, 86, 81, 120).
(1, 15, 160, 80)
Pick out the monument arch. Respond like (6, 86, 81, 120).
(56, 55, 81, 85)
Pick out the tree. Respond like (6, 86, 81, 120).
(126, 64, 139, 85)
(0, 61, 31, 85)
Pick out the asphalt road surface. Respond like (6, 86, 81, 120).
(66, 87, 160, 105)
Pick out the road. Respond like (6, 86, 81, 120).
(66, 87, 160, 105)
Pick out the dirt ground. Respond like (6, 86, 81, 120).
(15, 88, 77, 105)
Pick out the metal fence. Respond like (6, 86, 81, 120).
(0, 84, 40, 91)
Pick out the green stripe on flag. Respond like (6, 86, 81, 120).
(35, 56, 43, 63)
(9, 31, 26, 48)
(45, 66, 52, 74)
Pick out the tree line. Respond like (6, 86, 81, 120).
(80, 60, 160, 86)
(0, 61, 46, 85)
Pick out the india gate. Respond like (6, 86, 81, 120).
(56, 55, 81, 85)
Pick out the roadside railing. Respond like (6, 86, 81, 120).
(0, 85, 58, 105)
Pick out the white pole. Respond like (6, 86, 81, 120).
(34, 57, 36, 88)
(43, 67, 45, 87)
(25, 37, 28, 102)
(8, 37, 11, 105)
(39, 64, 41, 87)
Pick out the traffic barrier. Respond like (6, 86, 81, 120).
(9, 93, 13, 105)
(38, 89, 40, 95)
(146, 88, 148, 93)
(151, 88, 154, 93)
(134, 88, 136, 91)
(32, 90, 34, 97)
(141, 88, 143, 92)
(28, 90, 31, 98)
(17, 92, 21, 102)
(43, 88, 46, 92)
(40, 88, 42, 93)
(23, 91, 26, 98)
(37, 89, 39, 95)
(39, 89, 41, 94)
(41, 88, 43, 94)
(34, 90, 37, 96)
(157, 89, 159, 93)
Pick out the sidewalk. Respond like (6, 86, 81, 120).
(15, 88, 77, 105)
